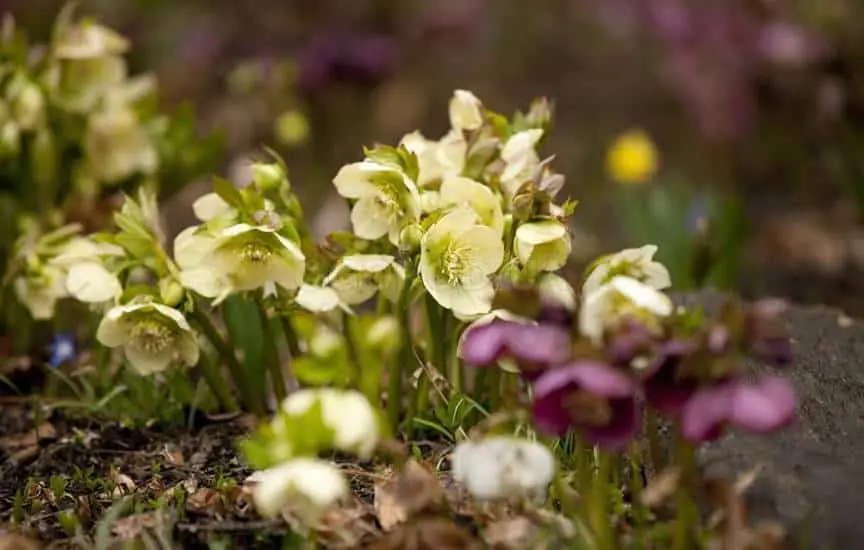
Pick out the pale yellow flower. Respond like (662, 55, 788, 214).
(84, 99, 157, 183)
(583, 245, 671, 295)
(579, 275, 673, 344)
(449, 89, 484, 131)
(322, 254, 404, 305)
(399, 130, 466, 188)
(514, 220, 571, 273)
(438, 176, 504, 236)
(500, 129, 543, 197)
(606, 129, 658, 185)
(248, 459, 347, 521)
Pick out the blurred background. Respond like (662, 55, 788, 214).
(8, 0, 864, 313)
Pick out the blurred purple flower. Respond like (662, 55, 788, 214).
(757, 21, 824, 68)
(460, 321, 572, 377)
(296, 31, 398, 92)
(745, 299, 793, 365)
(605, 319, 657, 366)
(643, 338, 699, 418)
(532, 361, 641, 450)
(48, 333, 77, 368)
(679, 376, 796, 442)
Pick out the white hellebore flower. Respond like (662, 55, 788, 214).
(448, 89, 484, 132)
(322, 254, 404, 305)
(451, 437, 555, 501)
(438, 176, 504, 236)
(175, 223, 305, 303)
(96, 300, 199, 375)
(500, 129, 543, 197)
(52, 237, 123, 304)
(332, 160, 420, 245)
(192, 192, 234, 222)
(583, 244, 671, 295)
(420, 207, 504, 318)
(14, 264, 68, 320)
(538, 273, 578, 312)
(248, 459, 347, 521)
(579, 275, 673, 345)
(400, 130, 466, 188)
(282, 388, 380, 459)
(514, 220, 572, 273)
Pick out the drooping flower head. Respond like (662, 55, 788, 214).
(420, 207, 504, 317)
(531, 361, 641, 450)
(449, 89, 484, 132)
(399, 130, 466, 188)
(322, 254, 404, 305)
(579, 275, 673, 345)
(248, 459, 347, 521)
(514, 220, 572, 274)
(438, 176, 504, 236)
(583, 245, 671, 295)
(96, 299, 199, 375)
(332, 160, 421, 245)
(500, 129, 544, 197)
(175, 223, 305, 303)
(451, 436, 555, 501)
(459, 318, 572, 378)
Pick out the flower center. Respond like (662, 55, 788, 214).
(374, 194, 403, 224)
(561, 390, 613, 427)
(440, 242, 471, 285)
(130, 320, 174, 354)
(241, 243, 273, 265)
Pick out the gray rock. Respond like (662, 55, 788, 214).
(677, 291, 864, 549)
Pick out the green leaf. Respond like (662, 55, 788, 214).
(221, 295, 266, 401)
(291, 356, 352, 387)
(212, 176, 245, 211)
(115, 233, 153, 260)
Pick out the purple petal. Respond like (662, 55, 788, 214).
(532, 387, 571, 437)
(533, 362, 636, 401)
(680, 384, 735, 443)
(584, 399, 642, 451)
(646, 383, 695, 418)
(507, 324, 572, 366)
(459, 322, 512, 366)
(730, 376, 796, 433)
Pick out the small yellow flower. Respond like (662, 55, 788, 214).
(420, 207, 504, 317)
(606, 129, 658, 185)
(514, 220, 571, 274)
(96, 300, 199, 375)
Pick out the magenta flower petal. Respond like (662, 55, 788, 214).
(507, 324, 572, 367)
(680, 384, 735, 443)
(533, 361, 636, 400)
(585, 399, 642, 451)
(729, 376, 796, 433)
(460, 322, 512, 366)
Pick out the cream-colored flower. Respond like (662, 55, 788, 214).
(537, 273, 577, 312)
(332, 161, 421, 245)
(439, 176, 504, 236)
(579, 275, 673, 344)
(418, 190, 441, 213)
(499, 129, 543, 197)
(582, 245, 671, 295)
(192, 193, 234, 222)
(84, 100, 157, 183)
(14, 264, 68, 320)
(420, 207, 504, 317)
(52, 237, 124, 304)
(449, 89, 484, 132)
(451, 437, 555, 501)
(514, 220, 571, 273)
(175, 224, 305, 303)
(248, 459, 347, 521)
(96, 300, 199, 375)
(322, 254, 404, 305)
(282, 388, 380, 459)
(54, 20, 130, 60)
(399, 130, 466, 188)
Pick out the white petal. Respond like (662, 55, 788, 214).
(66, 262, 121, 303)
(177, 332, 201, 366)
(124, 345, 173, 375)
(96, 307, 129, 347)
(179, 267, 228, 298)
(501, 129, 544, 163)
(609, 276, 673, 316)
(515, 220, 567, 246)
(332, 161, 388, 199)
(350, 197, 392, 240)
(192, 192, 233, 222)
(340, 254, 395, 274)
(448, 89, 484, 131)
(538, 273, 577, 311)
(295, 284, 341, 313)
(251, 459, 347, 520)
(461, 226, 505, 275)
(439, 176, 504, 234)
(150, 303, 193, 332)
(270, 254, 305, 292)
(173, 226, 216, 269)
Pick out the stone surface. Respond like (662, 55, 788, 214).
(677, 291, 864, 549)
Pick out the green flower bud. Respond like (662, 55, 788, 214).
(398, 223, 423, 254)
(0, 122, 20, 158)
(252, 162, 287, 192)
(497, 259, 524, 285)
(158, 277, 185, 307)
(274, 110, 310, 147)
(12, 81, 45, 131)
(511, 191, 534, 222)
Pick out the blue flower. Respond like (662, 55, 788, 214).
(48, 333, 77, 368)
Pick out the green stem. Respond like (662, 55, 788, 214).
(281, 315, 301, 359)
(343, 313, 364, 391)
(486, 366, 502, 413)
(673, 437, 698, 550)
(629, 442, 646, 549)
(388, 262, 416, 431)
(189, 309, 262, 416)
(257, 301, 286, 403)
(195, 352, 239, 412)
(591, 451, 616, 550)
(644, 409, 664, 475)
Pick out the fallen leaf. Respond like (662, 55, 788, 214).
(0, 422, 57, 463)
(374, 460, 445, 531)
(186, 488, 225, 515)
(111, 512, 159, 540)
(366, 516, 480, 550)
(161, 445, 185, 466)
(0, 531, 41, 550)
(482, 517, 537, 550)
(110, 469, 136, 497)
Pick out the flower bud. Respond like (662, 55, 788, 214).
(511, 191, 534, 222)
(159, 277, 185, 307)
(0, 122, 20, 158)
(251, 162, 287, 192)
(12, 81, 45, 131)
(274, 110, 310, 147)
(398, 223, 423, 253)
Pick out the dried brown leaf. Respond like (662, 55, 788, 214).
(161, 446, 185, 466)
(374, 460, 445, 531)
(366, 516, 481, 550)
(0, 422, 56, 453)
(482, 517, 537, 550)
(641, 467, 681, 508)
(186, 488, 226, 515)
(0, 532, 41, 550)
(111, 512, 159, 540)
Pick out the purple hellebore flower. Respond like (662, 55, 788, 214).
(459, 321, 572, 378)
(531, 361, 641, 451)
(679, 376, 796, 443)
(643, 339, 699, 418)
(605, 319, 657, 366)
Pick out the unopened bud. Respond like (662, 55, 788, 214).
(511, 192, 534, 222)
(0, 122, 20, 157)
(399, 223, 423, 253)
(159, 277, 185, 307)
(12, 82, 45, 131)
(251, 162, 287, 192)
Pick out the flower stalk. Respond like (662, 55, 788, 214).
(388, 261, 416, 430)
(257, 300, 286, 403)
